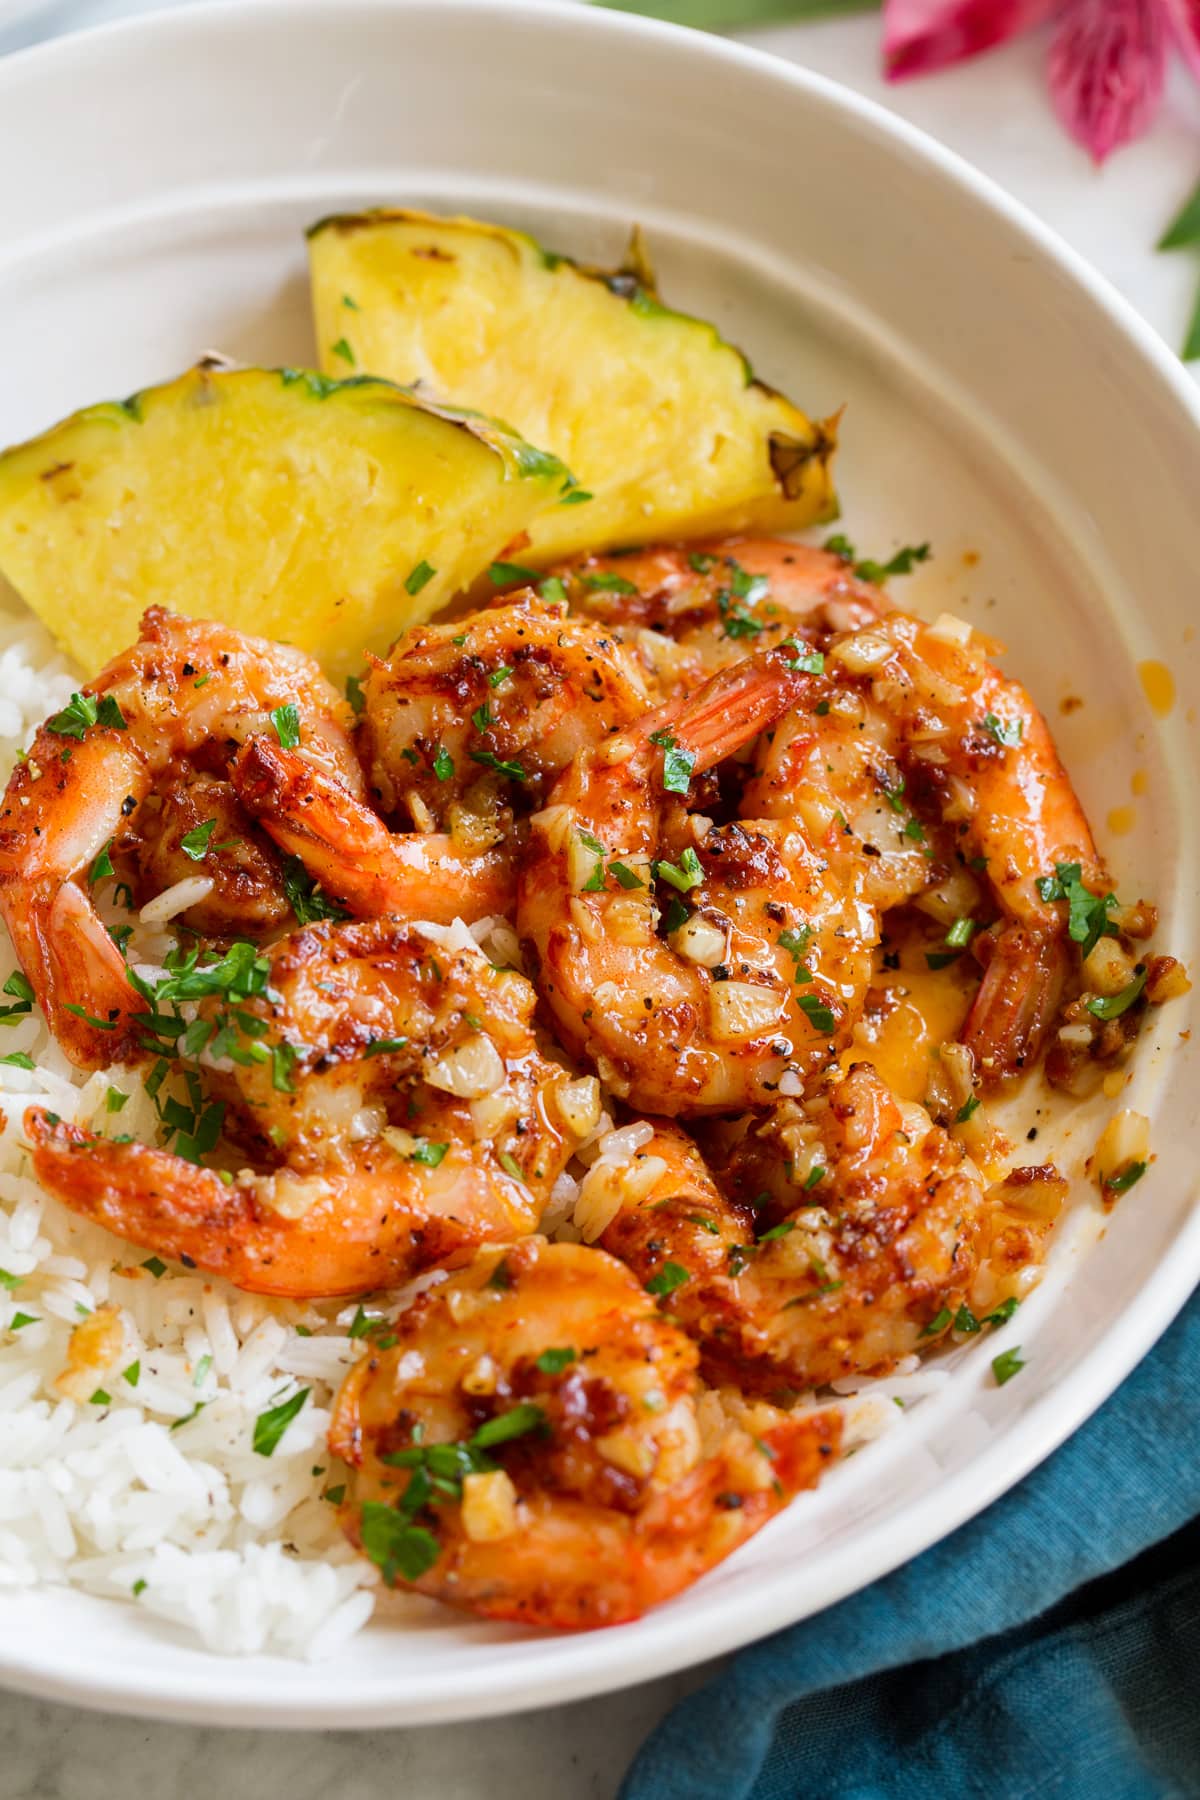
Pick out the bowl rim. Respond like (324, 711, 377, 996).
(1, 0, 1199, 1730)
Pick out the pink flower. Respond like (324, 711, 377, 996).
(883, 0, 1200, 161)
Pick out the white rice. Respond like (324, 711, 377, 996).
(0, 610, 918, 1660)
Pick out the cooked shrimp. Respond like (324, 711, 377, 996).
(329, 1237, 842, 1628)
(231, 735, 514, 926)
(127, 768, 293, 937)
(24, 920, 594, 1295)
(518, 647, 854, 1114)
(745, 606, 1108, 1082)
(0, 608, 362, 1065)
(590, 1065, 986, 1392)
(520, 537, 887, 696)
(359, 595, 650, 826)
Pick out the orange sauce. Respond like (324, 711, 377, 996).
(1138, 660, 1175, 718)
(847, 954, 975, 1102)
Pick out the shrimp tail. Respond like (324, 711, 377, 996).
(24, 1107, 537, 1298)
(230, 736, 514, 925)
(959, 924, 1069, 1086)
(651, 645, 818, 777)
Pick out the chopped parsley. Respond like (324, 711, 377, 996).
(796, 993, 835, 1034)
(663, 897, 690, 935)
(410, 1139, 449, 1168)
(280, 855, 348, 926)
(991, 1347, 1026, 1386)
(405, 559, 436, 596)
(252, 1387, 310, 1457)
(608, 861, 644, 890)
(535, 1347, 577, 1375)
(803, 1165, 826, 1191)
(432, 745, 455, 782)
(488, 665, 514, 689)
(538, 577, 568, 604)
(89, 1389, 111, 1407)
(345, 673, 366, 716)
(955, 1095, 981, 1124)
(1086, 965, 1147, 1020)
(0, 1051, 34, 1071)
(180, 818, 217, 861)
(471, 749, 527, 781)
(488, 561, 540, 587)
(645, 1261, 690, 1298)
(498, 1150, 525, 1183)
(1036, 861, 1117, 959)
(471, 702, 492, 732)
(47, 691, 127, 739)
(920, 1307, 953, 1338)
(330, 336, 356, 365)
(363, 1036, 408, 1058)
(270, 704, 301, 750)
(360, 1504, 441, 1583)
(9, 1312, 38, 1330)
(654, 847, 703, 893)
(780, 640, 825, 675)
(470, 1403, 545, 1449)
(142, 1257, 167, 1279)
(88, 841, 115, 885)
(580, 571, 638, 596)
(650, 730, 696, 796)
(106, 1087, 129, 1114)
(981, 712, 1025, 749)
(1105, 1161, 1147, 1195)
(825, 536, 932, 584)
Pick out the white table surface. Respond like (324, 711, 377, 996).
(0, 5, 1197, 1796)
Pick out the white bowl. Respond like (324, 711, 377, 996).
(1, 0, 1198, 1730)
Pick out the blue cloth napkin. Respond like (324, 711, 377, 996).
(622, 1290, 1200, 1799)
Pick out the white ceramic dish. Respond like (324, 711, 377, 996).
(1, 0, 1198, 1730)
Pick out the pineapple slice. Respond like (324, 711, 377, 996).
(0, 362, 570, 677)
(308, 210, 839, 565)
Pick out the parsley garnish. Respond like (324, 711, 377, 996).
(608, 861, 644, 890)
(1086, 965, 1147, 1020)
(88, 841, 115, 885)
(654, 847, 703, 892)
(471, 750, 527, 781)
(535, 1347, 577, 1375)
(9, 1312, 38, 1330)
(330, 336, 356, 366)
(826, 536, 932, 584)
(650, 730, 696, 796)
(470, 1403, 545, 1449)
(580, 571, 638, 595)
(981, 712, 1024, 749)
(280, 855, 348, 926)
(252, 1387, 310, 1457)
(432, 744, 455, 782)
(1105, 1161, 1147, 1195)
(796, 993, 835, 1034)
(920, 1307, 953, 1338)
(955, 1095, 981, 1123)
(992, 1347, 1026, 1386)
(180, 818, 217, 861)
(346, 673, 366, 716)
(471, 702, 492, 732)
(488, 561, 540, 587)
(405, 559, 436, 596)
(410, 1140, 448, 1167)
(47, 692, 127, 739)
(646, 1261, 690, 1297)
(1036, 861, 1117, 959)
(142, 1257, 167, 1279)
(270, 704, 301, 749)
(359, 1504, 441, 1583)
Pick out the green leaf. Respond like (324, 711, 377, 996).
(280, 855, 348, 927)
(252, 1387, 310, 1457)
(405, 559, 436, 596)
(646, 1260, 690, 1297)
(1158, 179, 1200, 251)
(432, 744, 455, 782)
(580, 570, 638, 595)
(330, 336, 356, 366)
(1105, 1160, 1147, 1195)
(920, 1306, 952, 1338)
(796, 992, 835, 1033)
(270, 704, 301, 750)
(535, 1347, 577, 1375)
(410, 1139, 448, 1168)
(142, 1256, 167, 1279)
(10, 1312, 38, 1330)
(654, 847, 703, 893)
(1086, 965, 1148, 1020)
(88, 840, 115, 885)
(955, 1094, 981, 1124)
(992, 1346, 1026, 1386)
(608, 860, 644, 890)
(359, 1503, 440, 1583)
(0, 1051, 35, 1070)
(981, 712, 1024, 749)
(488, 561, 540, 587)
(470, 1403, 545, 1449)
(471, 749, 528, 781)
(180, 818, 217, 861)
(345, 673, 366, 716)
(660, 738, 696, 796)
